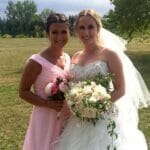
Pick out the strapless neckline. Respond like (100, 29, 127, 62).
(71, 60, 107, 68)
(70, 60, 109, 81)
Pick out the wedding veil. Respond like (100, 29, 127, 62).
(100, 28, 127, 52)
(99, 28, 150, 109)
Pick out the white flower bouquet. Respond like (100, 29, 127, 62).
(66, 73, 113, 125)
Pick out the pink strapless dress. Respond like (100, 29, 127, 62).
(23, 53, 71, 150)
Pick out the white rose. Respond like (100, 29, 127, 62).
(88, 96, 98, 102)
(95, 85, 106, 94)
(83, 85, 92, 94)
(45, 83, 53, 96)
(75, 101, 84, 112)
(91, 81, 96, 87)
(59, 82, 70, 92)
(70, 88, 78, 96)
(81, 107, 97, 118)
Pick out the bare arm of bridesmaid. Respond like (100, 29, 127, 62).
(19, 59, 64, 111)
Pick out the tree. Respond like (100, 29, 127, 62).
(105, 0, 150, 39)
(38, 8, 55, 36)
(5, 0, 38, 36)
(68, 15, 77, 35)
(39, 8, 55, 24)
(0, 18, 4, 34)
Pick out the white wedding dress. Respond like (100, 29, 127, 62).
(54, 58, 149, 150)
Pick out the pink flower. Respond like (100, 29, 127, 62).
(99, 95, 105, 101)
(59, 81, 70, 92)
(51, 83, 59, 95)
(45, 76, 70, 100)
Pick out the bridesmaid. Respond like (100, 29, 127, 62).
(19, 13, 71, 150)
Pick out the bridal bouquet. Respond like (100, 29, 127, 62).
(45, 77, 70, 101)
(66, 73, 113, 125)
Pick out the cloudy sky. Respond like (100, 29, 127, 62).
(0, 0, 114, 18)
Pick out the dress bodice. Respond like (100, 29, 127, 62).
(29, 53, 70, 99)
(70, 61, 109, 82)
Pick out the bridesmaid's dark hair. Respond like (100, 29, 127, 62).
(46, 13, 70, 33)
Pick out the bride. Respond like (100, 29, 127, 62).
(54, 9, 150, 150)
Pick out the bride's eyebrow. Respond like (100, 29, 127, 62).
(78, 24, 95, 30)
(79, 25, 85, 30)
(88, 24, 94, 29)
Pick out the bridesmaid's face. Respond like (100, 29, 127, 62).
(48, 23, 70, 48)
(76, 15, 99, 46)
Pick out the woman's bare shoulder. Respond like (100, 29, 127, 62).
(71, 50, 83, 63)
(103, 48, 120, 60)
(24, 59, 42, 75)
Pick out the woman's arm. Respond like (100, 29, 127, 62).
(106, 50, 125, 102)
(19, 59, 64, 111)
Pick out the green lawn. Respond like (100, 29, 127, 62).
(0, 37, 149, 149)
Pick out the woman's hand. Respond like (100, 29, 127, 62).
(46, 100, 64, 112)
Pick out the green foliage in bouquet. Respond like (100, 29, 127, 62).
(86, 73, 114, 93)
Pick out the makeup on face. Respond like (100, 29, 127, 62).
(48, 23, 70, 47)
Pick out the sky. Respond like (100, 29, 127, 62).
(0, 0, 114, 18)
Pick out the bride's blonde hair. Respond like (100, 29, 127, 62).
(75, 9, 102, 32)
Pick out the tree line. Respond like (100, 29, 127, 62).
(0, 0, 77, 38)
(0, 0, 149, 39)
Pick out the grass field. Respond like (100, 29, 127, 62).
(0, 37, 150, 150)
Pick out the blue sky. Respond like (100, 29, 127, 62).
(0, 0, 114, 18)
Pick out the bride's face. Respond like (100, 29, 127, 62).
(76, 15, 99, 46)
